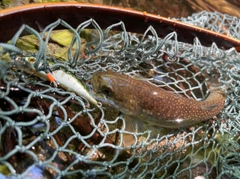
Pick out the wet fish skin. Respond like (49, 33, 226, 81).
(91, 71, 226, 128)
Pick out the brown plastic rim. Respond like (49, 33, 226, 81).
(0, 2, 240, 51)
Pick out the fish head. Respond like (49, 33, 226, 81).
(91, 71, 115, 98)
(91, 71, 138, 115)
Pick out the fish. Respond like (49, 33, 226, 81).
(91, 71, 226, 130)
(13, 57, 98, 106)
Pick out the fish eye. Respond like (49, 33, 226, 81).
(101, 85, 113, 96)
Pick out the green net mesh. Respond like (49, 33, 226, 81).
(0, 11, 240, 179)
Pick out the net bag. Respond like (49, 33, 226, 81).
(0, 3, 240, 179)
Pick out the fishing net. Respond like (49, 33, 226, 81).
(0, 10, 240, 179)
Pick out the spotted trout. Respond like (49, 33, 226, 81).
(91, 71, 226, 129)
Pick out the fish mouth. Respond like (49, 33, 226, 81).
(91, 91, 118, 109)
(90, 79, 97, 93)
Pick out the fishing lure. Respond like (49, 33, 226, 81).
(13, 57, 98, 106)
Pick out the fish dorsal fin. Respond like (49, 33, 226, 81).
(201, 103, 220, 111)
(132, 74, 147, 81)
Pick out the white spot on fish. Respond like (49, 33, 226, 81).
(175, 118, 183, 123)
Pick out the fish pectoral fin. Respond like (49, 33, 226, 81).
(122, 115, 147, 146)
(122, 116, 168, 146)
(124, 115, 146, 133)
(122, 133, 136, 147)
